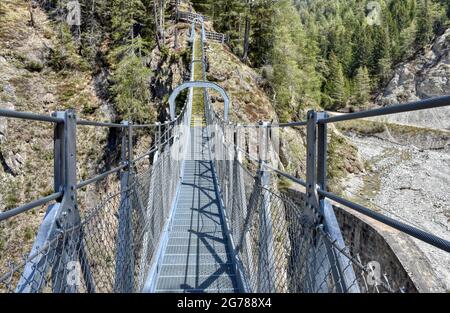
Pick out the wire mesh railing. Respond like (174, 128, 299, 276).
(177, 10, 209, 23)
(203, 90, 450, 293)
(0, 92, 191, 293)
(205, 31, 229, 44)
(204, 110, 395, 292)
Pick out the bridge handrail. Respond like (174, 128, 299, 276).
(318, 189, 450, 252)
(209, 95, 450, 253)
(0, 82, 191, 222)
(0, 120, 180, 220)
(321, 95, 450, 124)
(224, 95, 450, 129)
(76, 119, 128, 128)
(177, 10, 209, 22)
(0, 191, 64, 221)
(223, 137, 450, 253)
(0, 108, 64, 123)
(1, 102, 187, 130)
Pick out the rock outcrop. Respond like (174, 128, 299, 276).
(0, 1, 112, 273)
(377, 28, 450, 103)
(375, 28, 450, 129)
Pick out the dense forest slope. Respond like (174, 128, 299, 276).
(192, 0, 449, 116)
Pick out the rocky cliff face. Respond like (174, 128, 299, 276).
(378, 28, 450, 103)
(0, 1, 113, 268)
(341, 27, 450, 289)
(375, 28, 450, 129)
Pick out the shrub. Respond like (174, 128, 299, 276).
(25, 60, 44, 72)
(111, 54, 155, 124)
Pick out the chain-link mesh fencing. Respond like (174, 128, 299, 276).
(0, 103, 190, 293)
(204, 97, 395, 293)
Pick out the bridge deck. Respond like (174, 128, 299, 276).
(154, 127, 239, 293)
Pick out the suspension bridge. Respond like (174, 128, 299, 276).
(0, 12, 450, 293)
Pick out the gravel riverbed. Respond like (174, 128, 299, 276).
(342, 133, 450, 291)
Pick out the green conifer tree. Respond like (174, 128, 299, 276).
(111, 37, 153, 124)
(354, 66, 371, 105)
(271, 0, 321, 121)
(416, 0, 434, 47)
(324, 53, 346, 110)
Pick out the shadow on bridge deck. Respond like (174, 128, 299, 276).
(154, 127, 239, 293)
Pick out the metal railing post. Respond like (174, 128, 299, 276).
(227, 123, 234, 209)
(162, 121, 169, 209)
(16, 110, 99, 293)
(52, 110, 77, 203)
(308, 111, 360, 293)
(50, 110, 79, 292)
(304, 110, 331, 292)
(317, 112, 328, 194)
(201, 19, 206, 43)
(156, 122, 162, 154)
(257, 121, 275, 292)
(233, 124, 253, 292)
(306, 110, 319, 220)
(121, 121, 128, 165)
(189, 21, 195, 43)
(114, 120, 134, 293)
(128, 121, 133, 169)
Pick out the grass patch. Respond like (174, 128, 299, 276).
(337, 119, 450, 140)
(23, 226, 34, 241)
(277, 177, 292, 192)
(57, 77, 98, 112)
(4, 181, 20, 210)
(337, 120, 385, 135)
(24, 60, 44, 73)
(327, 132, 362, 193)
(82, 101, 97, 114)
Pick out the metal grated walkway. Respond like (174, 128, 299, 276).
(154, 127, 239, 293)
